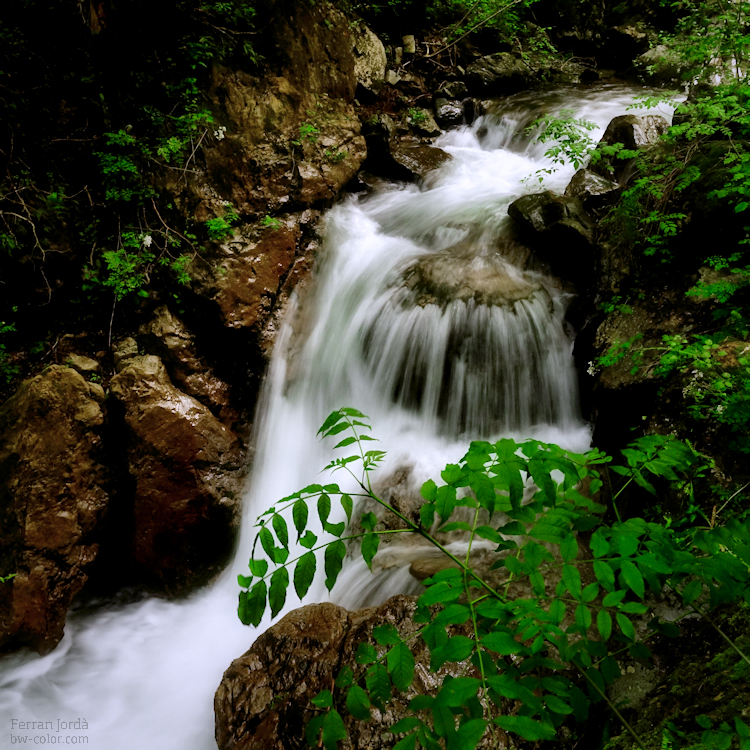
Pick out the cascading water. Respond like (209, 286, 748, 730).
(0, 85, 674, 749)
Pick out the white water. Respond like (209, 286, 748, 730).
(0, 85, 674, 749)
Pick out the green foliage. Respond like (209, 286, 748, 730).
(262, 215, 283, 230)
(293, 122, 320, 145)
(205, 204, 239, 241)
(238, 410, 750, 750)
(407, 108, 428, 126)
(529, 109, 598, 171)
(0, 309, 19, 385)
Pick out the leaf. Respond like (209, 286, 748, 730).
(545, 694, 574, 715)
(388, 641, 415, 692)
(481, 631, 523, 655)
(323, 520, 346, 537)
(311, 689, 333, 708)
(441, 464, 461, 483)
(269, 567, 288, 617)
(373, 624, 400, 646)
(420, 502, 436, 528)
(581, 582, 600, 603)
(390, 718, 422, 734)
(593, 560, 616, 591)
(294, 552, 316, 598)
(238, 574, 253, 588)
(562, 564, 582, 599)
(431, 635, 475, 669)
(494, 716, 556, 741)
(248, 558, 268, 578)
(341, 494, 353, 523)
(345, 685, 371, 721)
(597, 609, 613, 641)
(300, 530, 318, 549)
(365, 662, 391, 708)
(238, 580, 266, 626)
(334, 436, 357, 449)
(616, 612, 636, 641)
(361, 533, 380, 569)
(259, 526, 276, 561)
(602, 589, 627, 607)
(393, 733, 417, 750)
(590, 531, 610, 558)
(560, 533, 579, 562)
(335, 665, 354, 688)
(360, 512, 378, 531)
(620, 560, 645, 599)
(682, 578, 703, 605)
(293, 499, 308, 538)
(575, 603, 592, 632)
(318, 410, 345, 435)
(421, 479, 437, 502)
(455, 719, 487, 748)
(324, 540, 346, 591)
(356, 642, 377, 665)
(600, 656, 621, 685)
(438, 677, 481, 706)
(475, 525, 504, 543)
(435, 485, 457, 522)
(272, 514, 289, 548)
(319, 710, 347, 750)
(419, 581, 463, 606)
(318, 494, 331, 525)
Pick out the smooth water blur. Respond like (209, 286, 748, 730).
(0, 85, 674, 750)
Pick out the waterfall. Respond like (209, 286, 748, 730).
(0, 84, 674, 750)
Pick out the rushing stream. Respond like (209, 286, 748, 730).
(0, 84, 674, 749)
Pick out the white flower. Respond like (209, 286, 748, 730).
(587, 361, 598, 376)
(142, 234, 153, 248)
(214, 125, 227, 141)
(717, 404, 726, 414)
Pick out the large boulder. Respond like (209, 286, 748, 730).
(109, 356, 244, 592)
(590, 114, 670, 183)
(351, 22, 386, 94)
(508, 191, 595, 283)
(215, 596, 487, 750)
(0, 366, 109, 653)
(465, 52, 530, 96)
(388, 143, 453, 182)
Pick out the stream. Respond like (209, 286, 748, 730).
(0, 84, 674, 749)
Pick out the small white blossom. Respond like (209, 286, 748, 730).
(214, 125, 227, 141)
(717, 404, 726, 414)
(142, 234, 153, 248)
(587, 361, 598, 376)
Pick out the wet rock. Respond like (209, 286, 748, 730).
(635, 44, 685, 84)
(434, 97, 463, 128)
(407, 108, 441, 137)
(591, 114, 670, 183)
(0, 366, 108, 653)
(437, 81, 468, 100)
(465, 52, 530, 96)
(388, 143, 452, 182)
(138, 305, 232, 412)
(215, 596, 487, 750)
(508, 191, 595, 283)
(109, 356, 243, 592)
(565, 168, 619, 209)
(351, 22, 386, 94)
(403, 248, 543, 308)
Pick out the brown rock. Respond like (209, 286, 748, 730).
(109, 356, 244, 591)
(138, 305, 232, 411)
(215, 596, 486, 750)
(0, 366, 109, 653)
(389, 143, 453, 182)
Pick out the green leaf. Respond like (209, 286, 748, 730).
(361, 533, 380, 569)
(597, 609, 613, 641)
(431, 635, 475, 669)
(494, 716, 556, 741)
(318, 410, 345, 435)
(269, 567, 288, 617)
(300, 530, 317, 549)
(259, 526, 276, 561)
(361, 511, 378, 532)
(293, 499, 308, 538)
(323, 520, 346, 537)
(393, 733, 417, 750)
(435, 485, 457, 521)
(294, 552, 316, 598)
(581, 582, 600, 603)
(311, 689, 333, 708)
(341, 494, 353, 523)
(616, 612, 636, 641)
(455, 719, 487, 748)
(682, 578, 703, 605)
(475, 525, 504, 544)
(319, 710, 347, 750)
(602, 589, 627, 607)
(420, 502, 436, 528)
(593, 560, 616, 591)
(373, 624, 400, 646)
(600, 656, 621, 685)
(366, 662, 391, 708)
(356, 642, 377, 664)
(248, 558, 268, 578)
(575, 603, 592, 632)
(238, 580, 266, 626)
(620, 560, 645, 599)
(238, 574, 253, 588)
(346, 685, 371, 721)
(335, 665, 354, 688)
(388, 641, 415, 692)
(481, 631, 523, 655)
(560, 533, 579, 562)
(590, 531, 610, 558)
(441, 464, 461, 483)
(334, 436, 357, 449)
(562, 564, 582, 599)
(390, 718, 422, 734)
(421, 479, 437, 502)
(318, 494, 331, 525)
(272, 514, 289, 548)
(545, 694, 574, 715)
(324, 540, 346, 591)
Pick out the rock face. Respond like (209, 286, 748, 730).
(388, 143, 453, 182)
(0, 366, 108, 653)
(351, 22, 387, 94)
(508, 191, 595, 283)
(591, 114, 670, 183)
(465, 52, 530, 95)
(215, 596, 481, 750)
(109, 356, 244, 591)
